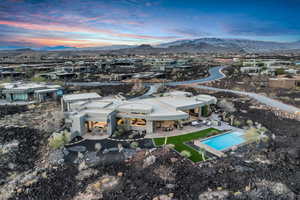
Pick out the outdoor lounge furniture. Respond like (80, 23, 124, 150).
(191, 121, 201, 126)
(163, 127, 173, 132)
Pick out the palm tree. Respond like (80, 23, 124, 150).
(163, 136, 169, 152)
(164, 136, 168, 146)
(198, 149, 206, 161)
(243, 127, 259, 142)
(180, 150, 191, 158)
(243, 127, 269, 143)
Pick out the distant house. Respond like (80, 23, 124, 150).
(0, 66, 25, 79)
(240, 66, 262, 75)
(38, 71, 77, 80)
(0, 82, 63, 102)
(268, 76, 300, 89)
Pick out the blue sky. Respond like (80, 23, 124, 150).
(0, 0, 299, 48)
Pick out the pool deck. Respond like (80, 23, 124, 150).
(145, 125, 211, 139)
(146, 114, 242, 139)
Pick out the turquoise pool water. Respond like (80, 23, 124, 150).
(201, 131, 245, 151)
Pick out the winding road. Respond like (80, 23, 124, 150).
(167, 66, 226, 85)
(147, 66, 300, 114)
(67, 66, 300, 114)
(194, 85, 300, 114)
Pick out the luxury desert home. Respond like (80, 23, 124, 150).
(63, 91, 217, 139)
(0, 82, 63, 103)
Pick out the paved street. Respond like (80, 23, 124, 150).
(194, 85, 300, 114)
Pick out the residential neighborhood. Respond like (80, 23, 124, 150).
(0, 0, 300, 200)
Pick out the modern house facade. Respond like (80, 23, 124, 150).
(63, 91, 217, 139)
(0, 82, 63, 102)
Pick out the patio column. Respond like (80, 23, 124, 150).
(146, 120, 153, 135)
(61, 98, 65, 111)
(70, 114, 86, 138)
(198, 106, 202, 119)
(107, 114, 115, 136)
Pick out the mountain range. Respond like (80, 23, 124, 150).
(2, 38, 300, 53)
(106, 38, 300, 54)
(157, 38, 300, 53)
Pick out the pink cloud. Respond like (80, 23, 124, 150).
(0, 20, 177, 41)
(2, 36, 112, 47)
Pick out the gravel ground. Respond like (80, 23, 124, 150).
(0, 105, 28, 119)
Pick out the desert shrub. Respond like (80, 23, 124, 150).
(233, 120, 242, 127)
(117, 124, 127, 135)
(112, 131, 120, 138)
(218, 99, 236, 113)
(246, 119, 254, 127)
(259, 127, 268, 134)
(279, 96, 291, 102)
(275, 68, 285, 75)
(130, 141, 139, 148)
(128, 132, 138, 139)
(117, 143, 124, 152)
(48, 130, 71, 149)
(243, 127, 268, 143)
(180, 150, 191, 158)
(94, 143, 102, 152)
(243, 127, 259, 142)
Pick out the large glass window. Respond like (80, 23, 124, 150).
(56, 90, 63, 96)
(130, 118, 146, 126)
(13, 93, 28, 101)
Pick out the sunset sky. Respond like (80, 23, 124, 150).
(0, 0, 300, 49)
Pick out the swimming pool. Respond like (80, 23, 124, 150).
(201, 131, 245, 151)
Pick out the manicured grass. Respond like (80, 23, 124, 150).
(153, 128, 221, 162)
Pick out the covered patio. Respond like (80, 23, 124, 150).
(146, 124, 210, 138)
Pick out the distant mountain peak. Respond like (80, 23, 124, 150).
(15, 48, 34, 51)
(39, 46, 77, 51)
(137, 44, 153, 48)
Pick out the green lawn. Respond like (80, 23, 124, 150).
(153, 128, 221, 162)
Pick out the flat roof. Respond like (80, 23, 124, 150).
(157, 96, 203, 110)
(63, 93, 101, 101)
(34, 88, 58, 93)
(1, 82, 62, 93)
(66, 91, 217, 121)
(2, 83, 44, 90)
(71, 100, 113, 109)
(1, 82, 61, 89)
(118, 103, 153, 114)
(121, 98, 188, 120)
